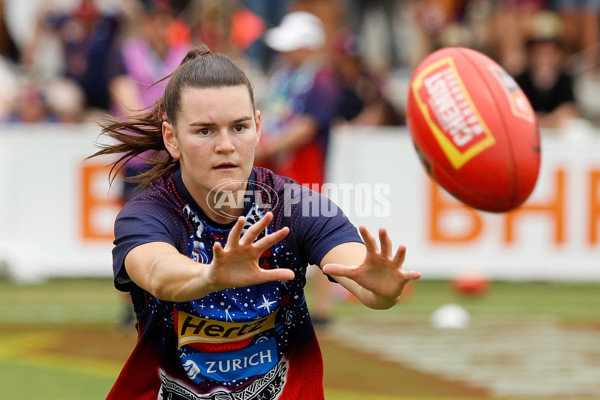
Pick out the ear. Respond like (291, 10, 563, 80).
(162, 121, 181, 160)
(254, 109, 262, 145)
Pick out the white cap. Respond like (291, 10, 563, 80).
(264, 11, 325, 52)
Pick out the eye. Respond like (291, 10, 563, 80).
(197, 128, 211, 136)
(233, 124, 247, 133)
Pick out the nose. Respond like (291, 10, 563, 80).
(214, 130, 235, 154)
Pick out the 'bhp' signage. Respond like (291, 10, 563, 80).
(80, 162, 122, 240)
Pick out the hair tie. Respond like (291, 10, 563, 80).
(182, 46, 212, 64)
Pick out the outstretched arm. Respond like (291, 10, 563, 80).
(321, 226, 421, 309)
(124, 212, 295, 302)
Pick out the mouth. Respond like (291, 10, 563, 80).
(213, 162, 238, 170)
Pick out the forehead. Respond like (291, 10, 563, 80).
(177, 85, 253, 122)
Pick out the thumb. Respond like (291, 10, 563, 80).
(402, 269, 422, 281)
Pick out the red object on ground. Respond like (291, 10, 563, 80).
(451, 271, 490, 296)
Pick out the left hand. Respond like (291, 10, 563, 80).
(322, 226, 421, 302)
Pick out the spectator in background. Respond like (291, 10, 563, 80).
(0, 0, 19, 64)
(257, 11, 341, 326)
(344, 0, 401, 69)
(111, 0, 192, 201)
(0, 0, 20, 120)
(43, 77, 87, 123)
(330, 29, 403, 126)
(0, 56, 18, 120)
(257, 11, 339, 189)
(109, 0, 192, 330)
(111, 0, 192, 202)
(22, 0, 123, 118)
(243, 0, 291, 73)
(413, 0, 470, 67)
(514, 11, 578, 129)
(110, 0, 191, 121)
(490, 0, 547, 76)
(3, 78, 61, 123)
(553, 0, 600, 78)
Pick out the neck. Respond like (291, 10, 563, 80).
(204, 189, 249, 224)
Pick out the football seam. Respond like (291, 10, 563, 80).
(454, 47, 519, 208)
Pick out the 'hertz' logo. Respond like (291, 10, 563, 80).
(177, 310, 278, 348)
(411, 57, 495, 169)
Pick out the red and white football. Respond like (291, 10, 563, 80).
(406, 47, 541, 212)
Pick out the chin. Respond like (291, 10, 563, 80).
(215, 179, 245, 193)
(206, 167, 252, 194)
(205, 178, 251, 213)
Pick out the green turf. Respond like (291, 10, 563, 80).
(0, 362, 115, 399)
(331, 280, 600, 322)
(3, 278, 599, 325)
(0, 278, 121, 325)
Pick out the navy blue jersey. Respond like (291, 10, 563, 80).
(108, 167, 361, 399)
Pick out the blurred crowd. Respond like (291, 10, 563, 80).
(0, 0, 598, 129)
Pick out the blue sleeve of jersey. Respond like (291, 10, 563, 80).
(112, 201, 179, 291)
(288, 185, 363, 266)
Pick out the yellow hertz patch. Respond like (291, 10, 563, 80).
(411, 57, 495, 169)
(177, 310, 278, 348)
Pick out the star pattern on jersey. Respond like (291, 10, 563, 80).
(224, 305, 233, 322)
(257, 295, 277, 314)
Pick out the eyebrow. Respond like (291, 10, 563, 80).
(189, 116, 253, 127)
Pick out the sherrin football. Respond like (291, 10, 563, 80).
(406, 47, 541, 212)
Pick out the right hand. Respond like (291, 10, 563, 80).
(206, 212, 294, 292)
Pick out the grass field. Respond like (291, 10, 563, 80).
(0, 277, 598, 399)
